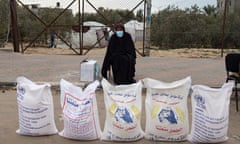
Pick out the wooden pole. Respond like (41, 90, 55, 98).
(144, 0, 151, 56)
(221, 0, 228, 57)
(10, 0, 20, 52)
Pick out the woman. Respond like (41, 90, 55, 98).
(101, 23, 136, 85)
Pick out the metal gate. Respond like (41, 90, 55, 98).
(10, 0, 151, 56)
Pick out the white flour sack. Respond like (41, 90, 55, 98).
(16, 76, 58, 136)
(188, 83, 234, 143)
(59, 79, 101, 140)
(143, 77, 191, 141)
(101, 78, 143, 141)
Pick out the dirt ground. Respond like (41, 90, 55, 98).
(21, 42, 239, 58)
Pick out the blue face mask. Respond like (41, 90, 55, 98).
(116, 31, 124, 38)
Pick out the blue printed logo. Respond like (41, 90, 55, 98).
(18, 86, 25, 95)
(17, 86, 25, 101)
(158, 107, 178, 124)
(194, 95, 206, 110)
(114, 107, 133, 124)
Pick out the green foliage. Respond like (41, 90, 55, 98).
(75, 7, 136, 25)
(0, 0, 10, 39)
(17, 6, 74, 44)
(151, 5, 240, 49)
(223, 13, 240, 48)
(203, 4, 217, 16)
(136, 9, 144, 22)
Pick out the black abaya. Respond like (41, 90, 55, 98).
(101, 32, 136, 85)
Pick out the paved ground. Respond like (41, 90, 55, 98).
(0, 47, 240, 144)
(0, 47, 226, 87)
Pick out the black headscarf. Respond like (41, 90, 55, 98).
(114, 23, 125, 31)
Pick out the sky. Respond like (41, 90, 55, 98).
(20, 0, 217, 14)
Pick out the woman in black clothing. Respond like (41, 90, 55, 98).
(101, 23, 136, 85)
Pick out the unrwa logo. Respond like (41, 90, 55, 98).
(114, 107, 133, 124)
(17, 86, 25, 95)
(17, 86, 25, 101)
(194, 94, 206, 110)
(158, 107, 178, 124)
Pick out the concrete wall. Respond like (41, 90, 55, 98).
(217, 0, 240, 14)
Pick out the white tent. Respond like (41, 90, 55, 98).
(124, 20, 144, 41)
(72, 21, 107, 48)
(56, 21, 107, 48)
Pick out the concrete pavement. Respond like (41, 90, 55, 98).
(0, 47, 226, 87)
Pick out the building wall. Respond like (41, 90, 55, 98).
(217, 0, 225, 14)
(234, 0, 240, 13)
(229, 0, 235, 13)
(217, 0, 240, 14)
